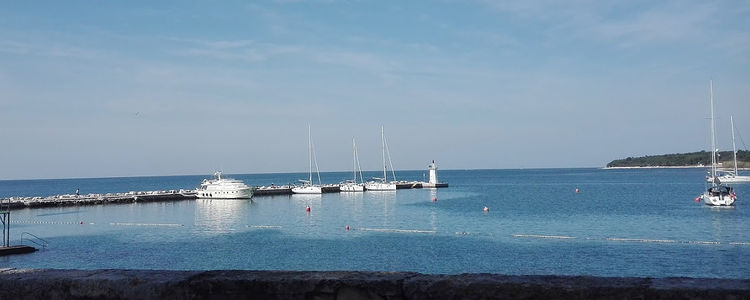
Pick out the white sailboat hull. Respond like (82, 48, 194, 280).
(707, 175, 750, 183)
(701, 193, 736, 206)
(364, 182, 396, 191)
(292, 186, 322, 194)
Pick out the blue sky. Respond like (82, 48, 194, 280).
(1, 0, 749, 179)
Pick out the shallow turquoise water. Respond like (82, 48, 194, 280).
(1, 168, 749, 278)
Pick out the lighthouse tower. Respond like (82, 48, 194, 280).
(428, 160, 438, 184)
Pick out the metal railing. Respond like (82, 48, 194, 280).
(20, 232, 48, 249)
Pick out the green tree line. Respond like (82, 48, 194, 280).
(607, 150, 750, 168)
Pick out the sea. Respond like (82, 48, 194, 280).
(1, 168, 749, 279)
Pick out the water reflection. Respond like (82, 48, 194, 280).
(429, 189, 438, 231)
(364, 190, 398, 227)
(709, 206, 735, 242)
(340, 192, 364, 224)
(194, 199, 252, 235)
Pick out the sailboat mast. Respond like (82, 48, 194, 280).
(710, 80, 717, 180)
(357, 146, 364, 184)
(381, 126, 387, 181)
(731, 115, 738, 175)
(308, 125, 312, 184)
(352, 138, 357, 182)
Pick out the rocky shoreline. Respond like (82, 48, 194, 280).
(0, 269, 748, 299)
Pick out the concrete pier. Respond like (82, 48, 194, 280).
(1, 181, 448, 210)
(0, 269, 747, 299)
(1, 190, 196, 210)
(396, 182, 449, 189)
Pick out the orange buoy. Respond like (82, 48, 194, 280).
(483, 206, 489, 212)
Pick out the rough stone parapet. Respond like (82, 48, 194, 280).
(0, 269, 747, 299)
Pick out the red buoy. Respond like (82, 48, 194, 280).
(432, 197, 437, 202)
(305, 206, 311, 213)
(483, 206, 489, 212)
(695, 197, 701, 202)
(575, 188, 579, 193)
(345, 225, 350, 231)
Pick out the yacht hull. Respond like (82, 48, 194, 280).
(195, 188, 253, 199)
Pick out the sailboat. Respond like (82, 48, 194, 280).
(292, 125, 323, 194)
(708, 116, 750, 183)
(340, 138, 365, 192)
(364, 127, 397, 191)
(700, 81, 737, 206)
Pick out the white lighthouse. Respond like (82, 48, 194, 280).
(428, 160, 438, 184)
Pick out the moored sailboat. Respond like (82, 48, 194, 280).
(340, 138, 365, 192)
(365, 127, 397, 191)
(707, 116, 750, 184)
(700, 81, 737, 206)
(292, 125, 323, 194)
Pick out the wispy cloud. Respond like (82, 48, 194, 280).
(169, 38, 304, 63)
(477, 0, 746, 51)
(0, 38, 107, 59)
(585, 2, 716, 47)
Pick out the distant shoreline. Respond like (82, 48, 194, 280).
(604, 166, 750, 170)
(603, 165, 706, 169)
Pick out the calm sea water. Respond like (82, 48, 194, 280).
(1, 168, 749, 278)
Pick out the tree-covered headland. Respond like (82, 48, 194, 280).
(606, 150, 750, 168)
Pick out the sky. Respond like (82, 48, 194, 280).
(1, 0, 749, 180)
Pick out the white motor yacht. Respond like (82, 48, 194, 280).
(196, 171, 253, 199)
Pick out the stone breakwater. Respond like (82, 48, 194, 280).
(0, 190, 195, 210)
(0, 269, 747, 300)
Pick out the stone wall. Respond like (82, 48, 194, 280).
(0, 268, 748, 299)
